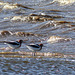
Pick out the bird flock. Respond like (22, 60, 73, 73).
(4, 40, 44, 56)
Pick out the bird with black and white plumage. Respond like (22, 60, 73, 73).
(4, 40, 23, 52)
(26, 43, 43, 56)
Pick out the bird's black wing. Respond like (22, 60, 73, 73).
(28, 44, 39, 48)
(6, 42, 19, 45)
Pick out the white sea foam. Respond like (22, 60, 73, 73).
(54, 0, 75, 5)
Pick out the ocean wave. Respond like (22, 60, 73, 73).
(54, 0, 75, 5)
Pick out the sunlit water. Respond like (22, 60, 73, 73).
(0, 0, 75, 74)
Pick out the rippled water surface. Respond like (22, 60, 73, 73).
(0, 0, 75, 74)
(0, 57, 75, 75)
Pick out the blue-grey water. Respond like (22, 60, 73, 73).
(0, 57, 75, 75)
(0, 0, 75, 74)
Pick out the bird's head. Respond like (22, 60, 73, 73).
(18, 40, 23, 44)
(39, 44, 43, 47)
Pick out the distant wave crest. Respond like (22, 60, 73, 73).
(54, 0, 75, 5)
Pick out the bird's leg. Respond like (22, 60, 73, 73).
(32, 51, 34, 56)
(34, 51, 36, 56)
(32, 51, 36, 56)
(31, 51, 35, 56)
(34, 52, 35, 56)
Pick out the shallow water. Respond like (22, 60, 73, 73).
(0, 57, 75, 75)
(0, 0, 75, 74)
